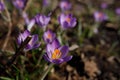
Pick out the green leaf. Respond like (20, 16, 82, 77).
(0, 77, 14, 80)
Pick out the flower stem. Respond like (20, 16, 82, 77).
(40, 63, 54, 80)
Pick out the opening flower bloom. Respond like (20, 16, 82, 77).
(94, 11, 108, 22)
(35, 14, 50, 28)
(17, 30, 40, 51)
(101, 2, 108, 9)
(0, 2, 5, 12)
(13, 0, 27, 10)
(58, 13, 77, 29)
(115, 8, 120, 15)
(43, 29, 56, 43)
(59, 0, 71, 11)
(43, 39, 72, 64)
(27, 14, 51, 31)
(43, 0, 50, 7)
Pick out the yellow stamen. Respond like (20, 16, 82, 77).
(66, 18, 71, 23)
(64, 3, 68, 7)
(47, 33, 51, 39)
(98, 13, 103, 18)
(52, 49, 61, 59)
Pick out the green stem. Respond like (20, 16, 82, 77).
(58, 28, 64, 45)
(40, 63, 54, 80)
(36, 52, 44, 66)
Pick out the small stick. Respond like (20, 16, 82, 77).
(6, 36, 32, 66)
(1, 0, 12, 51)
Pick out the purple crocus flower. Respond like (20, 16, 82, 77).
(58, 13, 77, 29)
(43, 29, 56, 43)
(59, 0, 72, 11)
(35, 14, 51, 28)
(44, 39, 72, 64)
(101, 2, 108, 9)
(43, 0, 50, 7)
(13, 0, 27, 10)
(17, 30, 40, 51)
(94, 11, 108, 22)
(115, 8, 120, 15)
(0, 2, 5, 12)
(27, 13, 51, 31)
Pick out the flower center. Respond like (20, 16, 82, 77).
(47, 33, 51, 39)
(66, 17, 71, 23)
(98, 13, 103, 18)
(52, 49, 61, 59)
(63, 2, 68, 8)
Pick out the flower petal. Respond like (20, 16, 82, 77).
(62, 21, 69, 29)
(29, 34, 39, 46)
(62, 56, 72, 62)
(27, 19, 35, 31)
(52, 59, 64, 64)
(51, 39, 60, 50)
(43, 54, 51, 62)
(22, 30, 30, 40)
(33, 43, 40, 49)
(59, 46, 69, 58)
(46, 44, 54, 53)
(25, 44, 32, 51)
(59, 13, 66, 24)
(70, 18, 77, 27)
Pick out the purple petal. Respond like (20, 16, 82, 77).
(0, 2, 4, 11)
(28, 34, 40, 49)
(59, 13, 66, 24)
(45, 16, 50, 24)
(25, 44, 32, 50)
(70, 18, 77, 27)
(43, 54, 51, 62)
(52, 59, 64, 64)
(43, 0, 49, 6)
(116, 8, 120, 15)
(17, 30, 30, 44)
(46, 44, 53, 52)
(22, 30, 30, 39)
(46, 51, 52, 59)
(29, 34, 39, 45)
(62, 56, 72, 62)
(51, 39, 61, 50)
(22, 12, 29, 25)
(17, 34, 22, 44)
(68, 14, 72, 17)
(62, 21, 69, 29)
(32, 43, 40, 49)
(27, 19, 35, 31)
(59, 46, 69, 58)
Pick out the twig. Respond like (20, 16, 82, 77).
(23, 0, 32, 12)
(1, 0, 12, 51)
(7, 36, 32, 66)
(0, 36, 31, 75)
